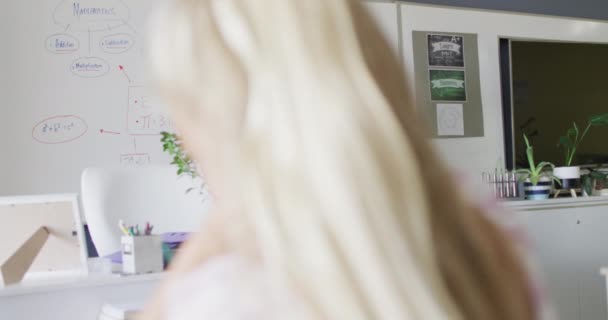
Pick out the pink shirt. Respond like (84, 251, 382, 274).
(165, 195, 555, 320)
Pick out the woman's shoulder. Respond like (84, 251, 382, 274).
(165, 255, 313, 320)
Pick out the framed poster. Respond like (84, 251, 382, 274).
(429, 70, 467, 101)
(427, 34, 465, 67)
(0, 194, 88, 284)
(437, 104, 465, 136)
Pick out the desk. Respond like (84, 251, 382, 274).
(0, 273, 162, 320)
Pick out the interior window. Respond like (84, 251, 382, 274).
(511, 41, 608, 168)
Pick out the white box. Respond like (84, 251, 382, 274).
(121, 236, 163, 275)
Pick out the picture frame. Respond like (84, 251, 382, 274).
(427, 34, 465, 67)
(429, 69, 468, 102)
(0, 194, 88, 284)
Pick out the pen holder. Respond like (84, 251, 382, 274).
(121, 235, 163, 275)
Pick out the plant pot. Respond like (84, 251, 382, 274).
(524, 177, 552, 200)
(553, 166, 581, 189)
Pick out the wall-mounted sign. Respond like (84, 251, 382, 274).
(437, 103, 465, 136)
(428, 34, 465, 67)
(429, 70, 467, 101)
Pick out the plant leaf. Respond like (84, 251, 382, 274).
(523, 134, 531, 148)
(515, 168, 532, 174)
(523, 134, 535, 170)
(515, 169, 532, 181)
(534, 161, 555, 175)
(558, 136, 574, 148)
(589, 113, 608, 126)
(531, 175, 540, 186)
(582, 175, 594, 195)
(551, 176, 562, 187)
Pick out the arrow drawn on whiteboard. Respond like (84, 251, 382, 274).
(118, 65, 132, 83)
(99, 129, 121, 135)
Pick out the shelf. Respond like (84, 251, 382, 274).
(0, 272, 164, 297)
(502, 196, 608, 211)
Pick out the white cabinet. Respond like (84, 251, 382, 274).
(572, 208, 608, 320)
(515, 208, 581, 320)
(510, 198, 608, 320)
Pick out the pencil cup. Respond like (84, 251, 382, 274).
(121, 235, 163, 275)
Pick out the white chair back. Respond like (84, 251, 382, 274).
(81, 166, 210, 256)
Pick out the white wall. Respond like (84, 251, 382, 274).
(364, 1, 401, 56)
(400, 3, 608, 175)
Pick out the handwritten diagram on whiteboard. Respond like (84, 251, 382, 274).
(53, 0, 131, 32)
(35, 0, 173, 168)
(47, 0, 135, 77)
(120, 153, 151, 167)
(32, 115, 89, 144)
(127, 86, 173, 135)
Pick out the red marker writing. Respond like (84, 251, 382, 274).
(118, 65, 132, 83)
(100, 129, 121, 135)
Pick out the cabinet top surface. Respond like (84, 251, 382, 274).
(0, 272, 163, 297)
(503, 196, 608, 211)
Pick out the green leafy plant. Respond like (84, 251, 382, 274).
(582, 168, 608, 196)
(558, 113, 608, 166)
(161, 132, 205, 195)
(517, 135, 561, 186)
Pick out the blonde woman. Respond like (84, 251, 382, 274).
(142, 0, 541, 319)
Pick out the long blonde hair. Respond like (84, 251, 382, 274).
(150, 1, 534, 319)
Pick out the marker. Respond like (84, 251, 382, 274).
(144, 222, 151, 236)
(118, 220, 130, 236)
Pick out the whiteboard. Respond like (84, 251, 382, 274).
(1, 0, 401, 196)
(3, 0, 170, 195)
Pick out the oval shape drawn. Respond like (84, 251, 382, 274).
(46, 33, 80, 54)
(32, 115, 88, 144)
(70, 57, 110, 78)
(100, 33, 135, 54)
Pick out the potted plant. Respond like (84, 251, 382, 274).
(556, 113, 608, 189)
(581, 168, 608, 197)
(517, 135, 561, 200)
